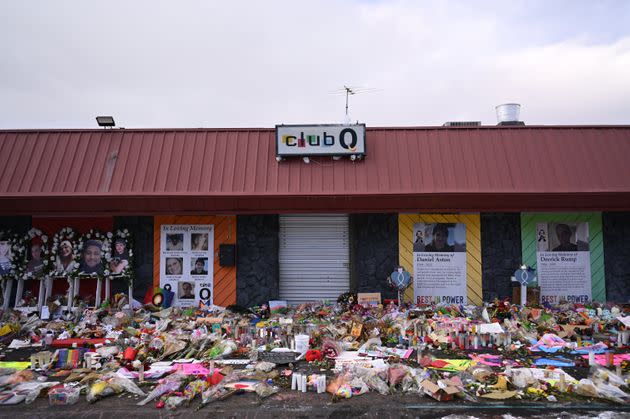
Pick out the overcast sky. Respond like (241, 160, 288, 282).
(1, 1, 629, 129)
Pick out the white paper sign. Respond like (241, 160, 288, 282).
(160, 224, 214, 307)
(617, 316, 630, 328)
(40, 306, 50, 320)
(477, 323, 505, 334)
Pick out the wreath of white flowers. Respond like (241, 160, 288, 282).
(77, 229, 111, 277)
(22, 228, 50, 280)
(50, 227, 81, 279)
(0, 230, 26, 281)
(105, 229, 133, 281)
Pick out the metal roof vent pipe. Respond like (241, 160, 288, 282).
(496, 103, 525, 126)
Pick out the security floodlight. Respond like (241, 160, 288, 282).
(302, 156, 310, 164)
(96, 116, 115, 127)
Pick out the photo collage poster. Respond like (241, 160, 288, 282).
(160, 224, 214, 307)
(412, 222, 467, 305)
(536, 222, 591, 304)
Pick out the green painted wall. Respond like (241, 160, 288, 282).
(521, 213, 605, 302)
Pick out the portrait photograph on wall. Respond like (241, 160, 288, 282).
(536, 222, 590, 252)
(109, 238, 130, 275)
(178, 281, 195, 300)
(413, 223, 466, 253)
(54, 240, 74, 274)
(0, 232, 13, 277)
(191, 233, 209, 251)
(166, 233, 184, 251)
(25, 237, 45, 278)
(50, 227, 79, 277)
(190, 257, 208, 275)
(79, 239, 104, 275)
(165, 257, 183, 276)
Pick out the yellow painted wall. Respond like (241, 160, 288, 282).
(399, 214, 482, 305)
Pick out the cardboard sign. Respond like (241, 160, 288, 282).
(420, 378, 461, 401)
(269, 300, 288, 313)
(350, 323, 363, 338)
(196, 317, 223, 325)
(357, 293, 381, 307)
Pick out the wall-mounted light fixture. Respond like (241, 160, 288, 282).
(96, 116, 115, 128)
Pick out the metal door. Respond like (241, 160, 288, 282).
(279, 215, 350, 305)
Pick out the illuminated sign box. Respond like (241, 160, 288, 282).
(276, 124, 366, 157)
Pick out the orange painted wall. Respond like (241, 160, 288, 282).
(153, 216, 236, 307)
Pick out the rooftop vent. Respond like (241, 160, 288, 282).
(496, 103, 525, 126)
(442, 121, 481, 127)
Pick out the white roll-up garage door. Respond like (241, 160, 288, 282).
(279, 215, 350, 305)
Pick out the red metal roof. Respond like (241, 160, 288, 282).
(1, 126, 630, 214)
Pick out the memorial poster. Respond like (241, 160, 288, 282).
(536, 222, 591, 304)
(413, 223, 467, 305)
(160, 224, 214, 307)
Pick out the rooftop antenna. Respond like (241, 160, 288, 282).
(343, 85, 354, 117)
(329, 85, 380, 122)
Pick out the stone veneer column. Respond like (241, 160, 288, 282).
(236, 215, 279, 308)
(481, 213, 522, 301)
(603, 212, 630, 303)
(351, 213, 398, 300)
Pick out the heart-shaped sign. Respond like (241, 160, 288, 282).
(389, 269, 411, 291)
(514, 268, 536, 286)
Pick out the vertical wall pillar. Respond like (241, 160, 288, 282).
(481, 213, 522, 301)
(236, 215, 279, 308)
(351, 214, 398, 300)
(603, 212, 630, 303)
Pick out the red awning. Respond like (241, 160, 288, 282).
(1, 126, 630, 215)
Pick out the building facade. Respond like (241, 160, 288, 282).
(1, 125, 629, 307)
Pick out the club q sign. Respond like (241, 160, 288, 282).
(276, 124, 366, 157)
